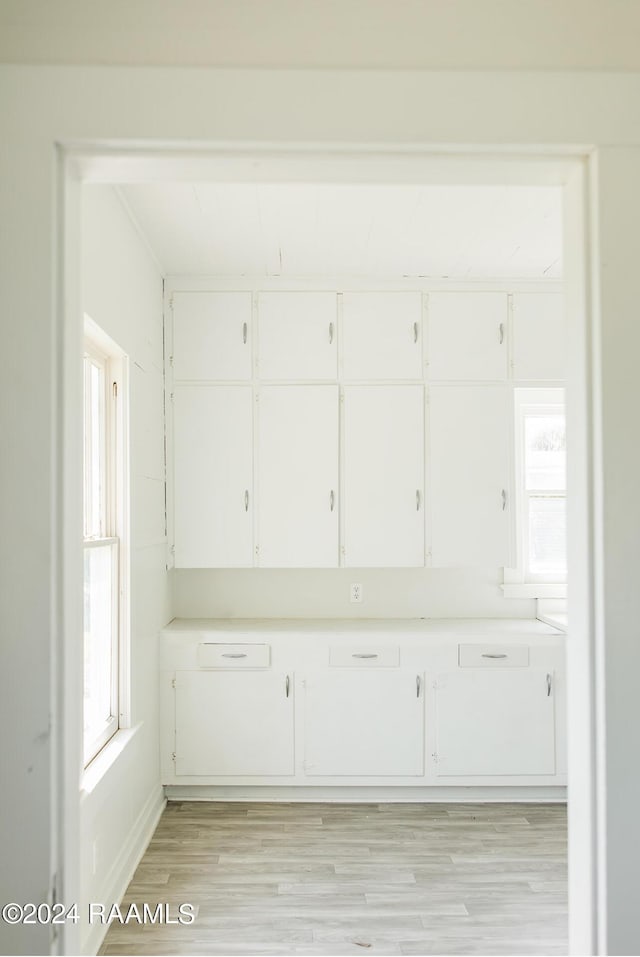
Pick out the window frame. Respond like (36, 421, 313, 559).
(508, 387, 567, 589)
(83, 317, 130, 768)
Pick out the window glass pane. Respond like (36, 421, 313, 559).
(528, 495, 567, 575)
(84, 543, 116, 750)
(525, 414, 566, 491)
(84, 358, 104, 538)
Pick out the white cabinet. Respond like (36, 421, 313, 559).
(341, 291, 423, 380)
(174, 670, 294, 776)
(433, 668, 556, 777)
(160, 620, 567, 791)
(303, 670, 425, 776)
(512, 292, 565, 380)
(257, 291, 337, 380)
(257, 385, 339, 567)
(168, 283, 564, 571)
(428, 385, 511, 567)
(343, 385, 425, 567)
(172, 291, 252, 381)
(173, 385, 253, 567)
(428, 292, 508, 380)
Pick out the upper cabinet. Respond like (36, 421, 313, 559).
(167, 283, 565, 570)
(428, 292, 508, 381)
(428, 385, 512, 567)
(172, 291, 252, 381)
(257, 385, 339, 567)
(173, 385, 254, 568)
(343, 385, 425, 567)
(341, 291, 423, 380)
(511, 292, 565, 381)
(257, 291, 337, 380)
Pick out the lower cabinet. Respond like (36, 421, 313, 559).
(433, 668, 556, 777)
(302, 670, 424, 776)
(161, 623, 566, 791)
(174, 670, 294, 776)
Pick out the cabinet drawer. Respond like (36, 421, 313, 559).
(196, 643, 271, 668)
(329, 646, 399, 667)
(458, 644, 529, 667)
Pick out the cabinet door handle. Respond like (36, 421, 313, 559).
(416, 489, 422, 511)
(482, 653, 508, 659)
(244, 489, 250, 511)
(352, 653, 378, 659)
(330, 489, 335, 512)
(547, 673, 552, 697)
(222, 653, 247, 659)
(286, 675, 291, 697)
(329, 321, 334, 344)
(501, 489, 507, 511)
(243, 321, 248, 344)
(416, 675, 421, 698)
(413, 321, 419, 344)
(499, 322, 504, 345)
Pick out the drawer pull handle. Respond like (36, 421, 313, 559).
(499, 322, 504, 345)
(413, 321, 419, 344)
(481, 653, 508, 659)
(416, 489, 421, 511)
(242, 321, 248, 345)
(222, 653, 247, 659)
(329, 321, 334, 344)
(416, 675, 421, 697)
(286, 675, 291, 697)
(501, 489, 507, 511)
(244, 489, 249, 512)
(547, 673, 552, 697)
(352, 653, 378, 659)
(330, 489, 335, 512)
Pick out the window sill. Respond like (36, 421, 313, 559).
(501, 583, 567, 599)
(80, 723, 141, 797)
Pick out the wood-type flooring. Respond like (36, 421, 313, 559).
(99, 801, 567, 956)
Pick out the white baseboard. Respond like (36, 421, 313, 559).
(83, 784, 166, 956)
(164, 784, 567, 803)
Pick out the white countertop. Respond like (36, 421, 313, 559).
(163, 617, 564, 638)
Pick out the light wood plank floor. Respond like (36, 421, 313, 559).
(100, 801, 567, 956)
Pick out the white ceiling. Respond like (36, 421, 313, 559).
(119, 182, 562, 280)
(2, 0, 639, 71)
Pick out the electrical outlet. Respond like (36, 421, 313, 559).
(350, 583, 363, 603)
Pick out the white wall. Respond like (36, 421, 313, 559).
(173, 568, 534, 619)
(1, 59, 640, 956)
(79, 186, 170, 954)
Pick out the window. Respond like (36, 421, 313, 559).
(513, 388, 567, 585)
(83, 320, 128, 766)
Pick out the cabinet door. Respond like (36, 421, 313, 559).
(173, 385, 253, 567)
(433, 669, 556, 776)
(343, 385, 424, 567)
(172, 291, 252, 381)
(257, 291, 337, 380)
(303, 670, 424, 776)
(175, 671, 294, 776)
(257, 385, 339, 567)
(512, 292, 565, 380)
(341, 291, 423, 380)
(428, 385, 511, 566)
(428, 292, 507, 380)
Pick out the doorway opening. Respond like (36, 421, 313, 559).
(59, 147, 593, 956)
